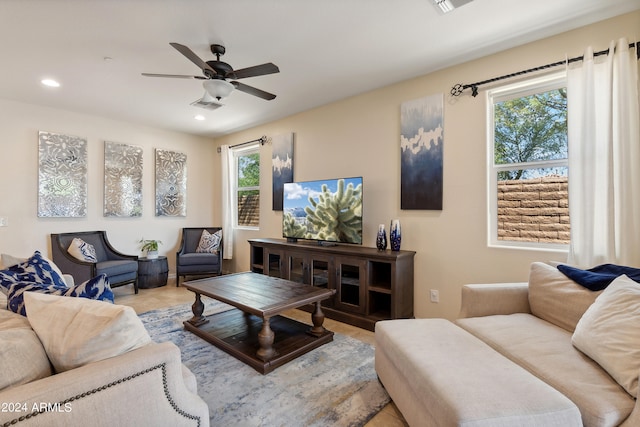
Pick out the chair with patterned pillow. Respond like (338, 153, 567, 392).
(176, 227, 223, 285)
(51, 231, 139, 294)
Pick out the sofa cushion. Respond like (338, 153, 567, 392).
(0, 251, 68, 296)
(0, 327, 52, 391)
(24, 292, 152, 373)
(0, 310, 53, 390)
(376, 319, 581, 427)
(528, 262, 601, 332)
(67, 237, 98, 262)
(7, 274, 114, 316)
(572, 275, 640, 397)
(456, 313, 635, 427)
(196, 229, 222, 254)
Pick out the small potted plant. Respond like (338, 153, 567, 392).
(139, 238, 162, 259)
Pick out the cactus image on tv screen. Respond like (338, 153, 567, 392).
(283, 177, 363, 244)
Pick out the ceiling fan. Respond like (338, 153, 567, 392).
(142, 43, 279, 106)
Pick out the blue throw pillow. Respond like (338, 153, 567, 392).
(66, 274, 114, 302)
(0, 251, 68, 295)
(7, 274, 114, 316)
(557, 264, 640, 291)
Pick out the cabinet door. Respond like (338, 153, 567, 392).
(334, 257, 367, 314)
(286, 253, 331, 289)
(264, 249, 284, 278)
(287, 252, 306, 283)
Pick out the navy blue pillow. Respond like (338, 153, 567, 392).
(557, 264, 640, 291)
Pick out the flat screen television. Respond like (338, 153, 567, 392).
(282, 177, 363, 245)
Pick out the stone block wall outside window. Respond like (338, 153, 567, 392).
(497, 175, 569, 244)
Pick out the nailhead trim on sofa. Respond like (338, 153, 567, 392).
(2, 363, 204, 427)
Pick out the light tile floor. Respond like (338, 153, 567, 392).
(113, 278, 408, 427)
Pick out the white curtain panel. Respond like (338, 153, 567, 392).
(220, 145, 235, 260)
(567, 38, 640, 267)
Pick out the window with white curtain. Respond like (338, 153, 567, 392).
(487, 72, 569, 250)
(233, 143, 260, 229)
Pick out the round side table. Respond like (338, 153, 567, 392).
(138, 256, 169, 289)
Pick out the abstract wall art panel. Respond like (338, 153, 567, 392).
(104, 141, 143, 217)
(400, 94, 444, 210)
(271, 133, 294, 211)
(38, 131, 88, 217)
(155, 149, 187, 217)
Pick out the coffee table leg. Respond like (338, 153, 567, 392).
(188, 293, 209, 327)
(309, 301, 326, 337)
(257, 317, 276, 361)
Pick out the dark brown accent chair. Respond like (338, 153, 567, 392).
(176, 227, 223, 285)
(50, 231, 139, 294)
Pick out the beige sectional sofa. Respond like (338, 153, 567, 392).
(0, 293, 209, 427)
(376, 262, 640, 427)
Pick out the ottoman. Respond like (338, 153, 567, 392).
(375, 319, 582, 427)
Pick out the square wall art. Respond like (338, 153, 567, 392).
(400, 94, 444, 210)
(38, 131, 88, 217)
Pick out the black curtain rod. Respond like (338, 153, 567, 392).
(216, 135, 269, 153)
(451, 41, 638, 98)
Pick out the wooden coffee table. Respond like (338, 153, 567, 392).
(182, 272, 336, 374)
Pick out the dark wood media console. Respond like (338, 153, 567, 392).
(248, 238, 415, 331)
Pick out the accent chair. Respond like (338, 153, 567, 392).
(176, 227, 223, 285)
(50, 231, 139, 293)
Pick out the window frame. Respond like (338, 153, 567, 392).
(486, 72, 569, 252)
(232, 143, 260, 230)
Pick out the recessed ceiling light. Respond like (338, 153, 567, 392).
(432, 0, 473, 14)
(41, 79, 61, 88)
(194, 115, 205, 121)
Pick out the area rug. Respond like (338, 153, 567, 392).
(139, 298, 390, 427)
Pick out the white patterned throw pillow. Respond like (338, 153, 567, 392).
(196, 229, 222, 254)
(67, 237, 98, 262)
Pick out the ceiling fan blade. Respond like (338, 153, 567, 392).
(230, 63, 279, 79)
(231, 81, 276, 100)
(169, 42, 217, 77)
(141, 73, 207, 79)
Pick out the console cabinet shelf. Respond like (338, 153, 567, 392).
(248, 238, 415, 331)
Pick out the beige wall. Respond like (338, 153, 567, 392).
(215, 11, 640, 320)
(0, 99, 218, 274)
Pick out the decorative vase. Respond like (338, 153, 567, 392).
(376, 224, 387, 251)
(390, 219, 401, 251)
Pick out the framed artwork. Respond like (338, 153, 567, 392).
(400, 94, 444, 210)
(271, 133, 294, 211)
(104, 141, 143, 217)
(38, 131, 88, 217)
(155, 148, 187, 217)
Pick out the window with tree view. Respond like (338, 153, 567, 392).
(235, 145, 260, 228)
(488, 74, 569, 248)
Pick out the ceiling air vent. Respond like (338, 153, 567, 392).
(432, 0, 474, 14)
(190, 96, 224, 111)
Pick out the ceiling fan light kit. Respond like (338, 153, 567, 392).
(203, 79, 234, 100)
(142, 42, 279, 107)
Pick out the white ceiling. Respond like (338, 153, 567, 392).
(0, 0, 638, 138)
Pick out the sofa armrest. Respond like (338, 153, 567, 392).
(0, 342, 209, 427)
(458, 282, 531, 318)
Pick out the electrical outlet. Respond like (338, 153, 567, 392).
(430, 289, 439, 303)
(0, 217, 7, 227)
